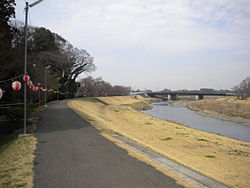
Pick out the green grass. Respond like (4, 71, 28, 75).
(115, 132, 123, 137)
(162, 137, 173, 141)
(197, 138, 209, 142)
(205, 155, 215, 158)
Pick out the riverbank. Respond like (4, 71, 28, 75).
(186, 97, 250, 126)
(69, 96, 250, 188)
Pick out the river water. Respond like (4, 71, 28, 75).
(143, 100, 250, 142)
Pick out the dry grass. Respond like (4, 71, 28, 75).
(99, 95, 156, 110)
(187, 97, 250, 119)
(101, 133, 196, 188)
(68, 96, 250, 188)
(99, 95, 155, 105)
(0, 136, 36, 188)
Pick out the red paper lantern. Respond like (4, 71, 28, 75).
(27, 80, 33, 86)
(0, 88, 3, 99)
(12, 81, 21, 91)
(33, 86, 39, 92)
(29, 85, 34, 90)
(23, 74, 30, 82)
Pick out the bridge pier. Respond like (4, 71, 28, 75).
(168, 94, 177, 100)
(195, 94, 204, 100)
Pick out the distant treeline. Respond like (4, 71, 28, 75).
(77, 76, 131, 97)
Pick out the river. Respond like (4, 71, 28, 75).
(143, 100, 250, 142)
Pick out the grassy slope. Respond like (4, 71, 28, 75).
(69, 96, 250, 188)
(187, 97, 250, 119)
(0, 136, 36, 188)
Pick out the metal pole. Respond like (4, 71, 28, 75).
(45, 67, 47, 107)
(20, 0, 44, 138)
(38, 89, 40, 107)
(23, 2, 29, 135)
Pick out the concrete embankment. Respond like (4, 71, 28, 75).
(69, 96, 250, 188)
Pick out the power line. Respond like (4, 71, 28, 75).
(0, 74, 24, 83)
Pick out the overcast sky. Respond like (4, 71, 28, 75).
(15, 0, 250, 91)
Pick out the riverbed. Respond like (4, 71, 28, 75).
(143, 100, 250, 142)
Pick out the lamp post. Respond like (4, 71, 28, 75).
(44, 65, 51, 107)
(20, 0, 44, 137)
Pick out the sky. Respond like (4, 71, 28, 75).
(15, 0, 250, 91)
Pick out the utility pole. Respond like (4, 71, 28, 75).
(22, 2, 29, 136)
(44, 65, 51, 107)
(20, 0, 44, 137)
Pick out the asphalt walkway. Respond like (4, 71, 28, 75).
(33, 100, 183, 188)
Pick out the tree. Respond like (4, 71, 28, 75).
(0, 0, 19, 80)
(0, 0, 16, 51)
(56, 41, 96, 96)
(31, 27, 58, 53)
(0, 1, 96, 103)
(77, 76, 130, 97)
(22, 26, 95, 99)
(0, 0, 24, 104)
(233, 77, 250, 99)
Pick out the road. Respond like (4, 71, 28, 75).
(33, 100, 183, 188)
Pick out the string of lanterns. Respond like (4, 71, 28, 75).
(0, 74, 70, 100)
(0, 88, 3, 99)
(0, 74, 130, 100)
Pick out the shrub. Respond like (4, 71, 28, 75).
(6, 106, 33, 121)
(27, 103, 37, 112)
(0, 121, 22, 136)
(6, 107, 24, 121)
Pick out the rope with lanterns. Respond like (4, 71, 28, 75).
(0, 74, 131, 101)
(0, 74, 69, 101)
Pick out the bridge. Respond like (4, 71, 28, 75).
(146, 91, 235, 100)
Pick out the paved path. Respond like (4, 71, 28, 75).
(34, 100, 183, 188)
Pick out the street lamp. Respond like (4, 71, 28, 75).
(21, 0, 44, 137)
(44, 65, 51, 107)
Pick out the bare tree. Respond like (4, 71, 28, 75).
(77, 76, 130, 97)
(233, 77, 250, 99)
